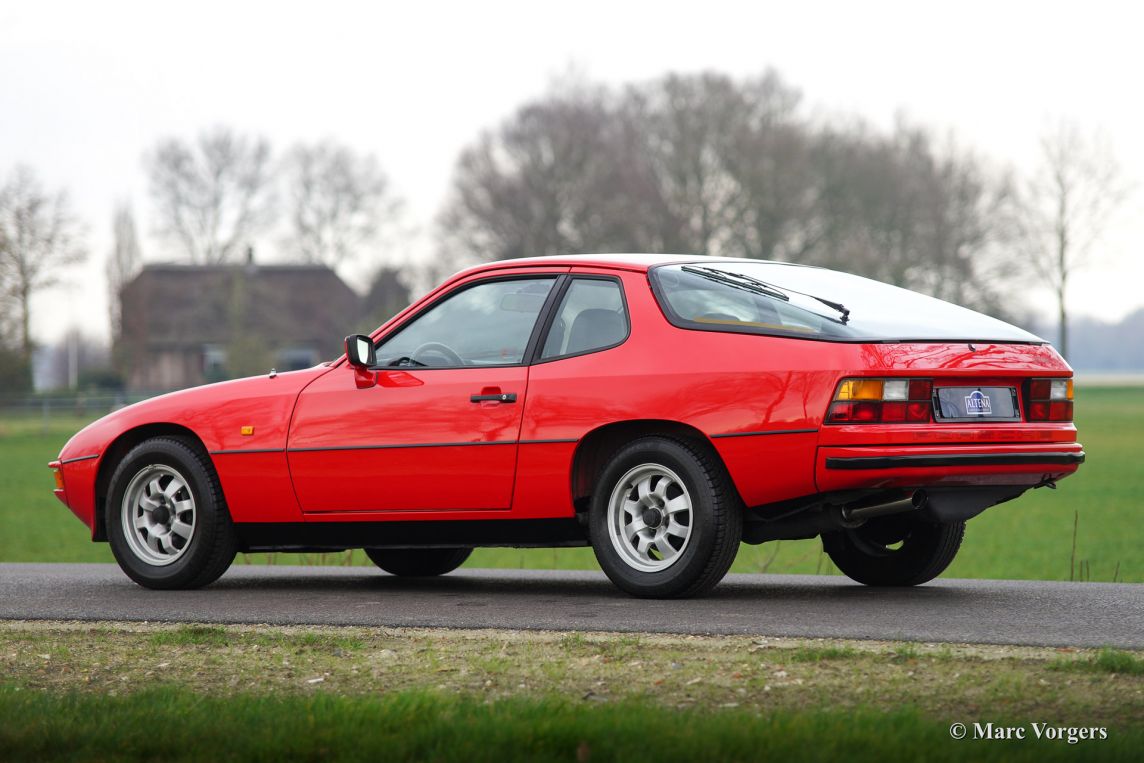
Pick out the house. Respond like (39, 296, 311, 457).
(118, 261, 366, 392)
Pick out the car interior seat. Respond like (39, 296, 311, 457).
(565, 309, 626, 355)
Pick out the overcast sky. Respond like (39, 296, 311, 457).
(2, 0, 1141, 346)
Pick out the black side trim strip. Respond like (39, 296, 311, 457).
(233, 518, 588, 551)
(710, 429, 818, 439)
(60, 454, 99, 464)
(231, 440, 580, 456)
(289, 441, 515, 453)
(825, 451, 1086, 470)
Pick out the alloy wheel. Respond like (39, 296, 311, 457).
(120, 464, 197, 566)
(606, 463, 694, 572)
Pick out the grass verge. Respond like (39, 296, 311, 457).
(2, 622, 1142, 762)
(1050, 648, 1144, 677)
(4, 687, 1141, 763)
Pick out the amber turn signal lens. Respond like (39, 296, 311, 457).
(836, 379, 884, 400)
(53, 469, 64, 490)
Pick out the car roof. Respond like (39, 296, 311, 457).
(455, 253, 813, 277)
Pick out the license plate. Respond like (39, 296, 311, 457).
(933, 386, 1020, 422)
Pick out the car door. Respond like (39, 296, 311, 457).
(287, 273, 562, 513)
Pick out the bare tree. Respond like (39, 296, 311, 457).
(0, 221, 26, 392)
(438, 81, 617, 268)
(437, 71, 1014, 317)
(281, 140, 403, 268)
(623, 71, 746, 256)
(144, 127, 274, 264)
(0, 165, 87, 365)
(1013, 122, 1128, 359)
(106, 203, 142, 338)
(717, 71, 817, 260)
(436, 78, 686, 277)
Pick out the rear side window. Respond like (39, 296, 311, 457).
(540, 278, 629, 359)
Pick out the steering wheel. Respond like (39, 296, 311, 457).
(412, 341, 465, 367)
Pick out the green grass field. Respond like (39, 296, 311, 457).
(2, 622, 1142, 762)
(2, 386, 1141, 581)
(4, 687, 1138, 763)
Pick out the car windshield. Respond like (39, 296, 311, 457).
(650, 262, 1042, 343)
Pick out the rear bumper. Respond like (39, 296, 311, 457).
(816, 442, 1084, 491)
(825, 451, 1085, 470)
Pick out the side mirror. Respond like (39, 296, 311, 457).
(344, 334, 376, 369)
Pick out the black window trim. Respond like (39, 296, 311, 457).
(528, 274, 631, 365)
(369, 273, 568, 371)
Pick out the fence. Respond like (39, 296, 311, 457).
(0, 394, 160, 433)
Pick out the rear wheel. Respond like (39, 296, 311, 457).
(822, 514, 964, 586)
(364, 547, 472, 577)
(589, 436, 741, 598)
(106, 437, 237, 590)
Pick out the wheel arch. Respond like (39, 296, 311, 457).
(569, 419, 741, 512)
(93, 423, 211, 542)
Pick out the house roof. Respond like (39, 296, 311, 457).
(119, 263, 362, 349)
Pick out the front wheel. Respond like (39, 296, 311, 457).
(589, 436, 741, 598)
(364, 547, 472, 577)
(822, 514, 965, 586)
(106, 437, 238, 590)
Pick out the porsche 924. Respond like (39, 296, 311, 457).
(50, 254, 1083, 597)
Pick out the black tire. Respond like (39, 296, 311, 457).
(364, 547, 472, 577)
(588, 436, 742, 598)
(106, 436, 238, 590)
(822, 514, 965, 586)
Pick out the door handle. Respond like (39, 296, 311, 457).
(470, 392, 517, 404)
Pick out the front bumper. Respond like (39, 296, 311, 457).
(48, 454, 101, 533)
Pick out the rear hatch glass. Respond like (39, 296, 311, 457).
(650, 262, 1042, 344)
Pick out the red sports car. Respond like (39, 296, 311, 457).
(50, 254, 1083, 597)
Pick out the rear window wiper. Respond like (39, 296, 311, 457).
(681, 265, 850, 323)
(681, 266, 789, 301)
(805, 294, 850, 323)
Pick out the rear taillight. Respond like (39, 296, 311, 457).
(826, 378, 933, 424)
(1026, 377, 1074, 421)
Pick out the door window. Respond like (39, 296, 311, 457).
(540, 278, 629, 360)
(375, 277, 555, 367)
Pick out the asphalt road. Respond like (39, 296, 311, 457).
(1, 563, 1140, 648)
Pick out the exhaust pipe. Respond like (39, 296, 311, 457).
(842, 490, 928, 523)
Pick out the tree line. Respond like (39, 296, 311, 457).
(437, 71, 1126, 352)
(0, 69, 1127, 393)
